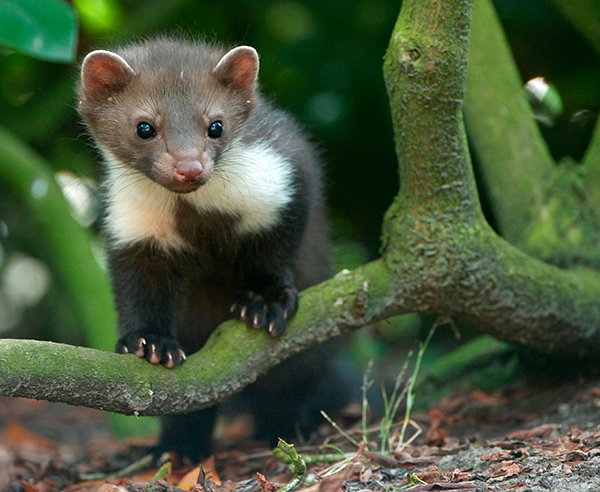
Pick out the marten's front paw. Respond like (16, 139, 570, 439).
(116, 332, 186, 368)
(230, 286, 298, 336)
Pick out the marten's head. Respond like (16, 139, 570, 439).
(78, 39, 259, 194)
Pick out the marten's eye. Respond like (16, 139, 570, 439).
(208, 121, 223, 139)
(136, 122, 156, 140)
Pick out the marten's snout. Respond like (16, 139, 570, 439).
(175, 161, 204, 184)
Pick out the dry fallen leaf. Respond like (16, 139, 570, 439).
(95, 484, 128, 492)
(180, 457, 221, 490)
(414, 465, 441, 483)
(256, 472, 277, 492)
(316, 463, 353, 492)
(489, 460, 523, 480)
(508, 424, 558, 440)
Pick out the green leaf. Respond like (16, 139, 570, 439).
(0, 0, 78, 63)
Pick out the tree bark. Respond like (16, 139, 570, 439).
(2, 0, 600, 416)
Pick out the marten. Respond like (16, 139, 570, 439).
(77, 37, 358, 461)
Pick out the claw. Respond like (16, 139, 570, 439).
(134, 338, 146, 357)
(148, 343, 161, 364)
(117, 333, 186, 368)
(164, 352, 175, 369)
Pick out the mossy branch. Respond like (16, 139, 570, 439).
(381, 0, 600, 357)
(583, 118, 600, 206)
(464, 0, 554, 243)
(3, 228, 600, 414)
(0, 262, 392, 415)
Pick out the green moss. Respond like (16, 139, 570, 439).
(525, 160, 600, 268)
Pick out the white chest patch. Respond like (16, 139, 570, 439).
(184, 140, 296, 233)
(103, 140, 296, 250)
(103, 157, 184, 250)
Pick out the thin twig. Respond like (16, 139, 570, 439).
(276, 440, 307, 492)
(320, 410, 362, 448)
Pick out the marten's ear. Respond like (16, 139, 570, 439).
(213, 46, 259, 98)
(80, 50, 135, 104)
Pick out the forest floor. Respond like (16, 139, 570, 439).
(2, 372, 600, 492)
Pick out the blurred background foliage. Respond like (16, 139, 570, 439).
(0, 0, 598, 379)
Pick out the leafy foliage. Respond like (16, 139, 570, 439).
(0, 0, 77, 62)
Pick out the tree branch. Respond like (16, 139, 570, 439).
(583, 117, 600, 206)
(464, 0, 554, 243)
(0, 262, 393, 415)
(381, 0, 600, 356)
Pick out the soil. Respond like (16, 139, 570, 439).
(2, 374, 600, 492)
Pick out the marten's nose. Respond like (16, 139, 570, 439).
(175, 161, 203, 183)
